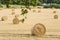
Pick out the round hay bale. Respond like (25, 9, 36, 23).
(38, 10, 41, 13)
(11, 9, 15, 15)
(1, 16, 8, 21)
(54, 15, 58, 19)
(13, 17, 19, 24)
(52, 7, 55, 9)
(33, 10, 36, 12)
(53, 11, 56, 13)
(32, 23, 46, 37)
(12, 12, 15, 15)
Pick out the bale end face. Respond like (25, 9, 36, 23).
(54, 15, 58, 19)
(32, 23, 46, 37)
(13, 17, 19, 24)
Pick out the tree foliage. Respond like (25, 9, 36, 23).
(0, 0, 60, 5)
(0, 0, 41, 5)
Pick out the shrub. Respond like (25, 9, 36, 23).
(43, 4, 60, 8)
(0, 5, 3, 8)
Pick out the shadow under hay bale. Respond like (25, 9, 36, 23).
(1, 16, 8, 21)
(54, 15, 58, 19)
(32, 23, 46, 37)
(13, 17, 19, 24)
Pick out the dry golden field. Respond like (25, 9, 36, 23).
(0, 8, 60, 40)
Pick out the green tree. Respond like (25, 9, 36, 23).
(5, 0, 10, 8)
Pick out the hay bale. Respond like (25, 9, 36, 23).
(52, 7, 55, 9)
(1, 16, 8, 21)
(12, 12, 15, 15)
(32, 23, 46, 37)
(11, 8, 15, 15)
(13, 17, 19, 24)
(54, 15, 58, 19)
(53, 11, 56, 13)
(33, 10, 36, 12)
(38, 10, 41, 13)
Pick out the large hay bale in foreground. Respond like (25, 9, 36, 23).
(13, 17, 19, 24)
(32, 23, 46, 37)
(1, 16, 8, 21)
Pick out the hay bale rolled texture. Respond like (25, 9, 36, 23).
(32, 23, 46, 37)
(1, 16, 8, 21)
(13, 17, 19, 24)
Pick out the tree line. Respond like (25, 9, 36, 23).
(0, 0, 60, 5)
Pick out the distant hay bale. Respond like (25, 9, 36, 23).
(54, 15, 58, 19)
(11, 8, 15, 15)
(52, 7, 55, 9)
(38, 10, 41, 13)
(1, 16, 8, 21)
(32, 23, 46, 37)
(12, 12, 15, 15)
(33, 10, 36, 12)
(53, 11, 56, 13)
(13, 17, 19, 24)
